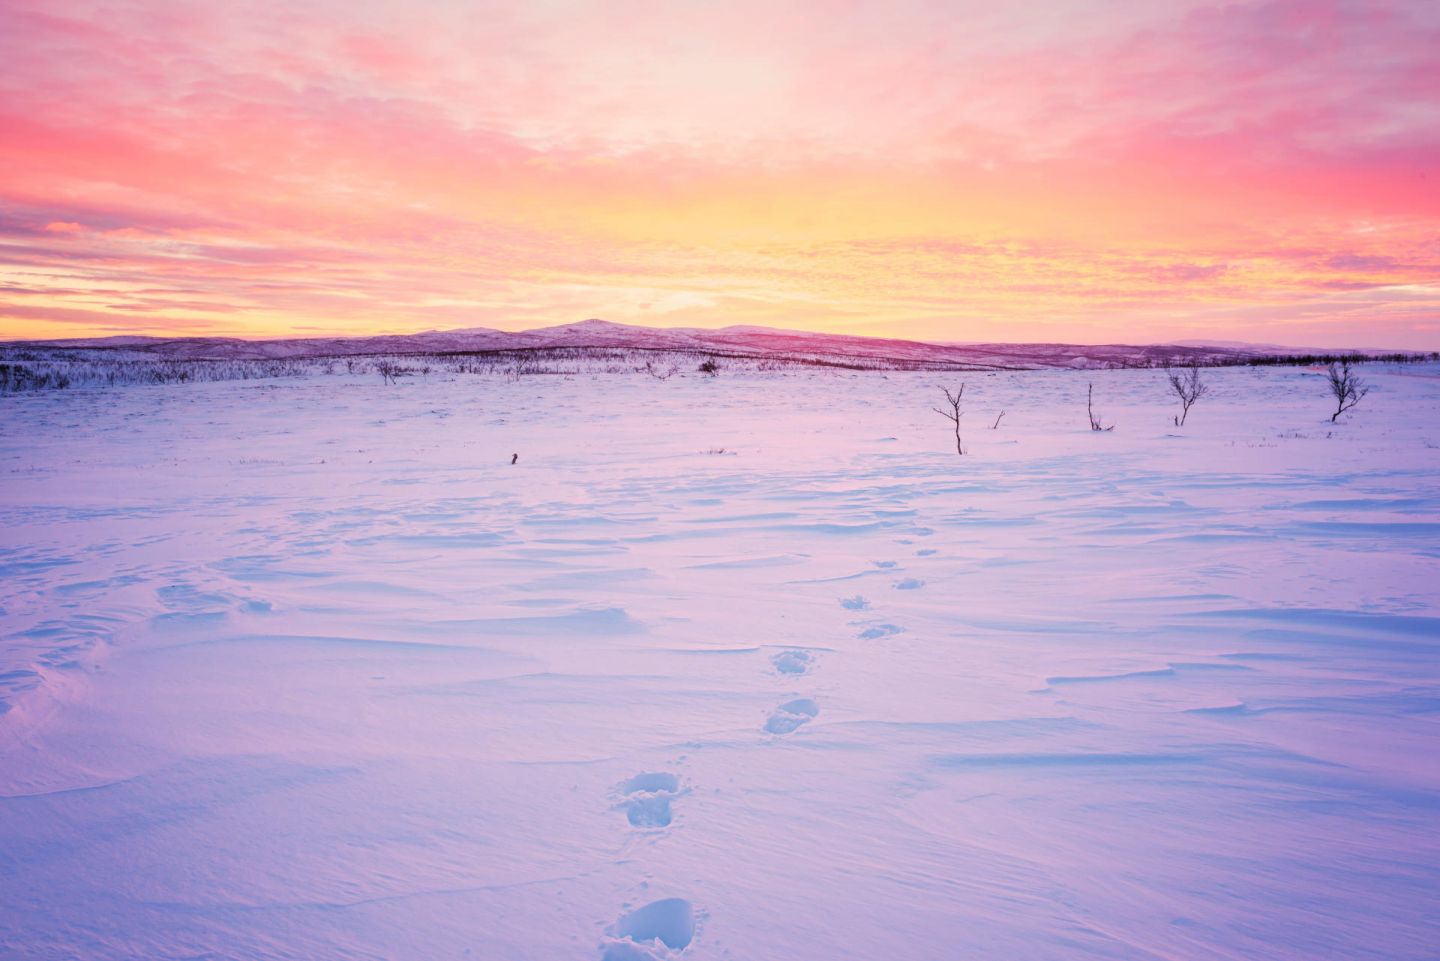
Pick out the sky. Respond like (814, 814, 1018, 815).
(1, 0, 1438, 347)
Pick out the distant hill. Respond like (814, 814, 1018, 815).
(4, 319, 1317, 370)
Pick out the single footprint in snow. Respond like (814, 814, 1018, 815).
(894, 578, 925, 590)
(858, 623, 904, 640)
(602, 898, 697, 960)
(764, 697, 819, 735)
(840, 595, 870, 610)
(771, 650, 814, 676)
(156, 582, 237, 616)
(614, 772, 683, 829)
(874, 560, 899, 569)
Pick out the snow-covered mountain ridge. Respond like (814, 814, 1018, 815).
(4, 319, 1333, 369)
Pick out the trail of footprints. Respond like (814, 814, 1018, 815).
(601, 558, 915, 957)
(601, 645, 821, 957)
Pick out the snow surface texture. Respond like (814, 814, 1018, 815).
(1, 363, 1438, 960)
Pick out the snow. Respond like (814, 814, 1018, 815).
(1, 363, 1438, 960)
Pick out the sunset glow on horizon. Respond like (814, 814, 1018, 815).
(2, 0, 1438, 347)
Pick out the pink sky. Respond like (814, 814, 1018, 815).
(1, 0, 1437, 346)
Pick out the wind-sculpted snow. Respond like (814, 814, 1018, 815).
(1, 363, 1437, 959)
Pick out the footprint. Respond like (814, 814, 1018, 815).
(602, 898, 697, 959)
(615, 772, 682, 829)
(764, 698, 819, 735)
(858, 623, 903, 640)
(840, 595, 870, 610)
(156, 582, 233, 612)
(874, 560, 899, 569)
(894, 578, 924, 590)
(771, 650, 814, 676)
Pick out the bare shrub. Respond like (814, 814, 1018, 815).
(698, 357, 720, 376)
(641, 360, 678, 380)
(932, 385, 965, 455)
(1326, 361, 1369, 422)
(1087, 383, 1113, 431)
(1165, 364, 1209, 426)
(376, 361, 412, 385)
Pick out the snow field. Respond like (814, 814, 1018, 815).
(1, 363, 1438, 960)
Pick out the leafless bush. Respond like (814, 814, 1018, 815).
(503, 357, 553, 381)
(1165, 364, 1209, 426)
(1326, 361, 1369, 422)
(933, 385, 965, 455)
(698, 357, 721, 376)
(375, 361, 413, 385)
(641, 360, 679, 380)
(1087, 383, 1113, 431)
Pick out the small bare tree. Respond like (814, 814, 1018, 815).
(1087, 383, 1113, 431)
(376, 360, 410, 385)
(1165, 364, 1209, 426)
(933, 385, 965, 455)
(1326, 361, 1369, 422)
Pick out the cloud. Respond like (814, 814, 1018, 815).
(0, 0, 1438, 345)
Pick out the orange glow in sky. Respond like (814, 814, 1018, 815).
(1, 1, 1438, 346)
